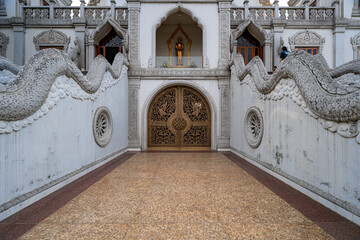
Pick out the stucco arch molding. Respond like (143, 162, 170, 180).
(289, 30, 325, 54)
(231, 18, 272, 52)
(33, 29, 71, 52)
(151, 3, 208, 68)
(86, 17, 128, 50)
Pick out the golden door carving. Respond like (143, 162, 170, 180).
(148, 86, 211, 151)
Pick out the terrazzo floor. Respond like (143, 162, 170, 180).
(15, 152, 336, 239)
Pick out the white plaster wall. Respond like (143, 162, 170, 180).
(344, 0, 355, 19)
(0, 28, 14, 61)
(24, 28, 77, 62)
(138, 79, 220, 150)
(0, 70, 129, 221)
(2, 0, 16, 18)
(230, 75, 360, 224)
(139, 3, 219, 68)
(281, 28, 334, 67)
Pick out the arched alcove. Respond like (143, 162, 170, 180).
(156, 10, 203, 68)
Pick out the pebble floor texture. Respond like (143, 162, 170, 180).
(14, 152, 342, 239)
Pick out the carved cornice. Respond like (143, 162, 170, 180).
(0, 49, 129, 133)
(129, 68, 230, 78)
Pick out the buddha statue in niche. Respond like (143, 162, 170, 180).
(175, 37, 184, 65)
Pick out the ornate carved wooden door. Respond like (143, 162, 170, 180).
(148, 86, 211, 151)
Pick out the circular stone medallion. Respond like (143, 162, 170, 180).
(172, 116, 187, 131)
(93, 106, 113, 147)
(244, 107, 264, 148)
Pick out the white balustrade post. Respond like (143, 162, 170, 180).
(80, 0, 85, 18)
(304, 0, 309, 19)
(244, 0, 249, 19)
(111, 0, 116, 18)
(273, 0, 279, 18)
(332, 0, 340, 19)
(49, 3, 54, 19)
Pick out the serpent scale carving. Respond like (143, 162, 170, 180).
(231, 50, 360, 122)
(0, 49, 129, 122)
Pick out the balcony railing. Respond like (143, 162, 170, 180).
(22, 5, 128, 22)
(231, 6, 335, 23)
(156, 56, 203, 68)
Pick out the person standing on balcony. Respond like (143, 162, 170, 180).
(280, 46, 290, 62)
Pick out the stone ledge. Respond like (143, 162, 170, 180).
(129, 68, 231, 78)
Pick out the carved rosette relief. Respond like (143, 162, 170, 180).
(351, 33, 360, 60)
(0, 32, 9, 57)
(93, 106, 113, 147)
(289, 30, 325, 54)
(33, 29, 71, 52)
(244, 107, 264, 148)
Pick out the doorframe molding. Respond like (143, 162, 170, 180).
(141, 80, 218, 151)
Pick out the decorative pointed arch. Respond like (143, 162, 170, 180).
(151, 3, 207, 68)
(232, 18, 270, 47)
(90, 17, 127, 46)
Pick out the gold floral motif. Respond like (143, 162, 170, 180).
(147, 86, 211, 150)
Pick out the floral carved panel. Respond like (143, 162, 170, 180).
(33, 29, 71, 52)
(147, 86, 211, 150)
(289, 30, 325, 54)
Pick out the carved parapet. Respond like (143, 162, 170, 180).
(231, 50, 360, 142)
(0, 49, 129, 133)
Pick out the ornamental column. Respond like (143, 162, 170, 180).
(128, 0, 141, 69)
(218, 0, 232, 68)
(128, 78, 141, 149)
(218, 78, 230, 149)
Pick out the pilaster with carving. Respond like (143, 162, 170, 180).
(128, 1, 140, 69)
(0, 32, 9, 57)
(218, 1, 231, 68)
(218, 77, 230, 149)
(128, 77, 141, 148)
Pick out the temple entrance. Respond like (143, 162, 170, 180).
(95, 29, 123, 64)
(237, 29, 263, 65)
(147, 86, 211, 151)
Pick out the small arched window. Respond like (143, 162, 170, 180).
(96, 29, 123, 64)
(237, 29, 263, 65)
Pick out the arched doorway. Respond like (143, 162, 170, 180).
(147, 86, 211, 151)
(95, 29, 123, 64)
(237, 29, 263, 65)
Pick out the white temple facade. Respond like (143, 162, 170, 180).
(0, 0, 360, 227)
